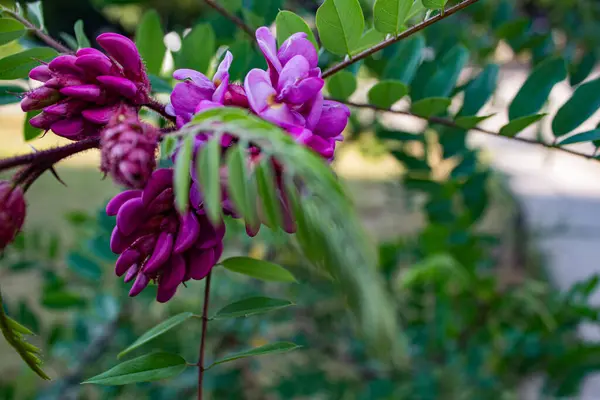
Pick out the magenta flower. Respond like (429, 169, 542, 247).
(100, 106, 159, 189)
(0, 181, 26, 251)
(21, 33, 150, 140)
(107, 169, 224, 302)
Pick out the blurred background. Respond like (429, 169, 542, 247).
(2, 0, 600, 398)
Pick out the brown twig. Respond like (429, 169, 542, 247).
(342, 100, 599, 162)
(321, 0, 481, 78)
(145, 99, 177, 124)
(2, 9, 73, 54)
(197, 270, 212, 400)
(204, 0, 255, 39)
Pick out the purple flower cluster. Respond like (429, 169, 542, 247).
(21, 33, 150, 141)
(0, 181, 26, 251)
(107, 169, 224, 302)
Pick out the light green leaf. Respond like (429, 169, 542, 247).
(422, 0, 447, 10)
(197, 138, 221, 224)
(176, 24, 214, 74)
(174, 136, 193, 212)
(0, 47, 58, 80)
(0, 18, 25, 46)
(552, 78, 600, 137)
(454, 114, 494, 129)
(226, 145, 248, 217)
(136, 10, 165, 76)
(423, 45, 469, 99)
(500, 113, 546, 137)
(509, 57, 566, 120)
(352, 28, 386, 55)
(221, 256, 296, 282)
(557, 129, 600, 146)
(209, 342, 300, 368)
(74, 19, 90, 48)
(254, 160, 281, 229)
(407, 0, 426, 19)
(83, 352, 187, 385)
(214, 297, 293, 319)
(275, 11, 318, 50)
(316, 0, 365, 56)
(222, 0, 242, 12)
(411, 97, 451, 118)
(67, 252, 102, 281)
(459, 64, 499, 117)
(23, 110, 42, 142)
(383, 34, 424, 84)
(367, 80, 408, 108)
(118, 313, 195, 359)
(326, 70, 356, 100)
(59, 32, 78, 51)
(374, 0, 412, 34)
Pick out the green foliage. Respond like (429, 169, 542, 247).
(275, 11, 317, 50)
(213, 297, 293, 319)
(0, 47, 58, 79)
(373, 0, 411, 35)
(221, 256, 296, 282)
(316, 0, 365, 56)
(135, 10, 165, 75)
(0, 18, 25, 46)
(208, 342, 301, 368)
(368, 80, 409, 108)
(0, 83, 25, 105)
(552, 78, 600, 137)
(326, 70, 357, 100)
(411, 97, 450, 117)
(73, 19, 90, 48)
(176, 23, 215, 74)
(23, 110, 42, 141)
(500, 114, 546, 137)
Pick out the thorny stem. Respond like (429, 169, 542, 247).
(204, 0, 255, 39)
(343, 100, 599, 161)
(145, 99, 177, 123)
(197, 270, 212, 400)
(321, 0, 481, 78)
(2, 9, 73, 54)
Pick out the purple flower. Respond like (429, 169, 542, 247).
(0, 181, 26, 251)
(107, 169, 224, 302)
(21, 33, 150, 141)
(100, 105, 159, 189)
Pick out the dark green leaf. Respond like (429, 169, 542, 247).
(23, 110, 42, 142)
(74, 19, 90, 48)
(42, 291, 86, 309)
(316, 0, 365, 56)
(552, 78, 600, 137)
(326, 70, 356, 100)
(454, 114, 494, 129)
(214, 297, 293, 319)
(374, 0, 412, 34)
(275, 11, 317, 50)
(83, 352, 187, 385)
(495, 18, 528, 40)
(136, 10, 165, 75)
(557, 129, 600, 146)
(177, 24, 215, 74)
(570, 52, 596, 87)
(422, 0, 447, 10)
(0, 84, 25, 105)
(411, 97, 451, 118)
(383, 35, 424, 84)
(0, 18, 25, 46)
(118, 313, 195, 358)
(174, 136, 193, 213)
(500, 113, 546, 137)
(0, 47, 58, 80)
(197, 138, 221, 224)
(67, 252, 102, 281)
(423, 45, 469, 99)
(149, 74, 172, 93)
(221, 256, 296, 282)
(509, 57, 566, 120)
(226, 145, 248, 217)
(209, 342, 300, 368)
(255, 160, 282, 229)
(459, 64, 499, 116)
(367, 80, 408, 108)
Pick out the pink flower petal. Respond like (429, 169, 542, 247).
(75, 53, 113, 76)
(129, 272, 150, 296)
(115, 249, 140, 276)
(51, 117, 85, 138)
(49, 55, 84, 76)
(142, 169, 174, 206)
(29, 65, 52, 82)
(96, 33, 144, 78)
(117, 198, 146, 236)
(124, 263, 140, 282)
(82, 104, 118, 124)
(244, 69, 276, 114)
(96, 75, 138, 98)
(142, 232, 173, 274)
(278, 33, 319, 69)
(159, 254, 186, 290)
(187, 247, 214, 280)
(174, 212, 200, 254)
(60, 84, 104, 102)
(213, 51, 233, 85)
(106, 189, 142, 216)
(156, 285, 178, 303)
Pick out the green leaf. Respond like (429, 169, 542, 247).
(316, 0, 365, 56)
(149, 74, 172, 93)
(0, 18, 25, 46)
(174, 136, 193, 213)
(135, 10, 165, 76)
(23, 110, 42, 142)
(459, 64, 499, 116)
(73, 19, 90, 48)
(226, 145, 248, 217)
(374, 0, 411, 34)
(326, 70, 357, 100)
(197, 138, 222, 224)
(383, 34, 425, 84)
(367, 80, 408, 108)
(221, 0, 242, 12)
(0, 47, 58, 80)
(422, 0, 447, 10)
(254, 160, 281, 229)
(221, 256, 296, 282)
(41, 291, 86, 309)
(67, 252, 102, 281)
(176, 24, 214, 74)
(209, 342, 300, 368)
(570, 52, 596, 87)
(552, 78, 600, 137)
(557, 129, 600, 146)
(411, 97, 451, 118)
(407, 0, 426, 19)
(495, 18, 528, 40)
(454, 114, 494, 129)
(59, 33, 78, 51)
(0, 84, 25, 105)
(499, 113, 546, 137)
(509, 57, 567, 120)
(118, 313, 195, 359)
(423, 45, 469, 99)
(83, 352, 187, 385)
(275, 11, 318, 50)
(214, 297, 293, 319)
(352, 28, 386, 55)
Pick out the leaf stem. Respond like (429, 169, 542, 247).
(197, 270, 212, 400)
(204, 0, 255, 39)
(2, 9, 73, 54)
(321, 0, 480, 79)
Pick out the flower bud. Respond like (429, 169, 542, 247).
(0, 181, 26, 251)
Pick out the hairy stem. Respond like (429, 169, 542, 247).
(343, 100, 598, 161)
(204, 0, 255, 39)
(145, 99, 177, 124)
(321, 0, 480, 78)
(2, 9, 73, 54)
(197, 270, 212, 400)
